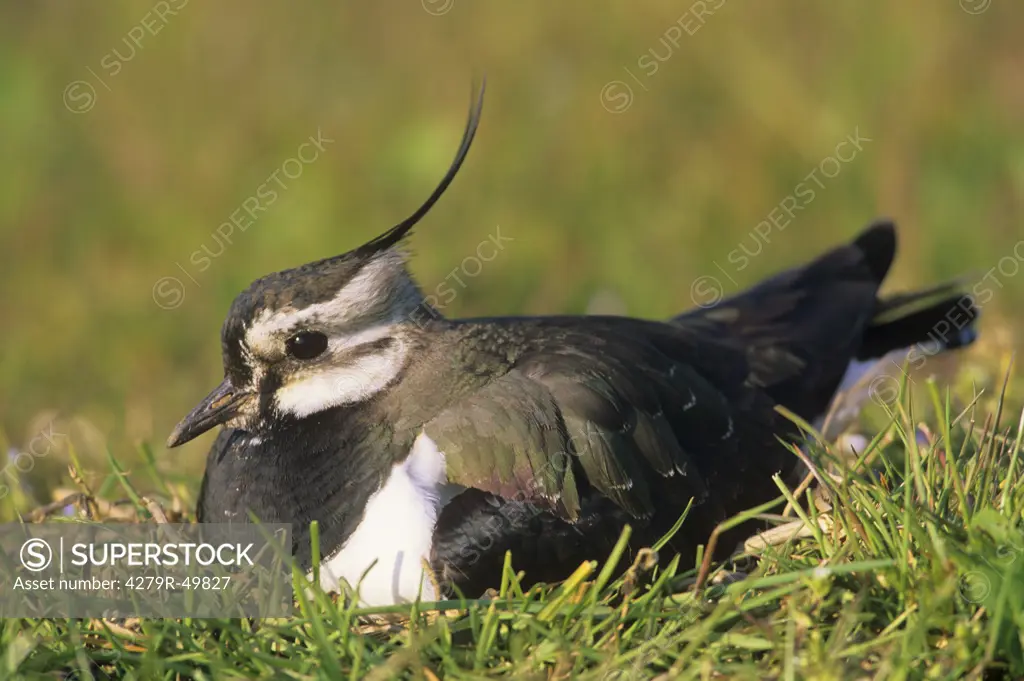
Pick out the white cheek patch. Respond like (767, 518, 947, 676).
(274, 332, 408, 417)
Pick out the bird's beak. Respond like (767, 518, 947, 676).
(167, 377, 252, 448)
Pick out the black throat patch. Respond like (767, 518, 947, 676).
(197, 404, 413, 570)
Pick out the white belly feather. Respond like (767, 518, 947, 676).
(316, 432, 461, 606)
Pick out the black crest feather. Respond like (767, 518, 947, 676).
(356, 79, 486, 257)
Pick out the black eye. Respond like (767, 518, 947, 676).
(285, 331, 329, 360)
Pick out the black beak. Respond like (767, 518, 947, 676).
(167, 377, 251, 448)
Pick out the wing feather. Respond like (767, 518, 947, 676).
(424, 317, 791, 524)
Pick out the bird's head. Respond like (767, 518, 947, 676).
(167, 84, 484, 447)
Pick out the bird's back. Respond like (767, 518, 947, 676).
(432, 222, 979, 596)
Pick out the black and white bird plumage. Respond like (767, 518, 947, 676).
(168, 84, 980, 605)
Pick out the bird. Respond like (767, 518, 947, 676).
(167, 83, 979, 607)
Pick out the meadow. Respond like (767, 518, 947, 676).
(1, 2, 1023, 678)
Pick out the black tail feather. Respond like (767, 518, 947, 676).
(852, 220, 979, 360)
(858, 289, 979, 360)
(675, 219, 979, 421)
(852, 219, 897, 284)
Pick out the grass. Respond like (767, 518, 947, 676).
(1, 367, 1023, 679)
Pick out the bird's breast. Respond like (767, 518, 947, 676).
(316, 431, 462, 606)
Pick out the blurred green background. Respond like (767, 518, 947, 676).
(1, 2, 1022, 500)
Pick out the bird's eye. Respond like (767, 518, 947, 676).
(285, 331, 329, 360)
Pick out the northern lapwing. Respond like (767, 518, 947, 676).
(168, 84, 979, 605)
